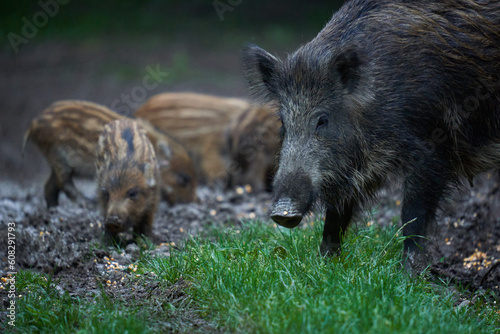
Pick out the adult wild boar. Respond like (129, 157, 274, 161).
(242, 0, 500, 267)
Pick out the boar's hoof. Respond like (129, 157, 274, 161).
(403, 249, 432, 276)
(320, 241, 342, 257)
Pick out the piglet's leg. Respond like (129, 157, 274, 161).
(62, 178, 87, 202)
(44, 170, 61, 208)
(50, 161, 87, 204)
(63, 178, 97, 205)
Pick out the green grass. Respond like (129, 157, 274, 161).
(5, 220, 499, 333)
(3, 271, 154, 333)
(143, 221, 499, 333)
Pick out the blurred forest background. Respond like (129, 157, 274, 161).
(0, 0, 343, 185)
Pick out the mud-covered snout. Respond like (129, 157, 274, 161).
(105, 215, 127, 233)
(270, 198, 303, 228)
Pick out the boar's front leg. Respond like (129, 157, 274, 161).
(401, 163, 450, 270)
(320, 203, 354, 256)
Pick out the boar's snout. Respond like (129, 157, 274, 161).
(105, 215, 125, 233)
(271, 198, 303, 228)
(271, 167, 316, 228)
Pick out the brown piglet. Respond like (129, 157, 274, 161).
(96, 119, 160, 241)
(226, 103, 280, 192)
(135, 92, 249, 186)
(135, 92, 280, 190)
(136, 118, 197, 204)
(23, 100, 196, 207)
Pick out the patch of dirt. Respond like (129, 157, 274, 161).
(0, 181, 272, 270)
(367, 173, 500, 297)
(1, 174, 499, 298)
(431, 173, 500, 295)
(0, 181, 270, 331)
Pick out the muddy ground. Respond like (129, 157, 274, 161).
(0, 39, 499, 329)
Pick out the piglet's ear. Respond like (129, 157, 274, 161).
(150, 141, 171, 170)
(331, 49, 361, 93)
(241, 45, 281, 103)
(159, 142, 172, 159)
(143, 163, 157, 187)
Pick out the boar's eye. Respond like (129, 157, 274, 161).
(316, 115, 329, 132)
(126, 187, 139, 200)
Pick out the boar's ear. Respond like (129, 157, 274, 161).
(241, 45, 281, 103)
(331, 49, 361, 93)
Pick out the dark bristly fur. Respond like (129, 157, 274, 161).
(96, 119, 160, 241)
(242, 0, 500, 269)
